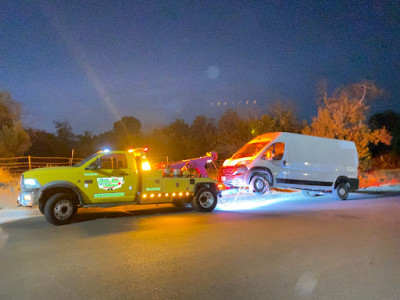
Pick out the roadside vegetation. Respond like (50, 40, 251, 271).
(0, 167, 13, 186)
(0, 81, 399, 172)
(0, 167, 19, 209)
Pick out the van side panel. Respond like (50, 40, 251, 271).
(276, 133, 358, 191)
(285, 134, 320, 184)
(319, 140, 358, 184)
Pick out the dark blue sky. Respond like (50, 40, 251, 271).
(1, 0, 399, 134)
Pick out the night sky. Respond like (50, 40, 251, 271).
(1, 0, 399, 134)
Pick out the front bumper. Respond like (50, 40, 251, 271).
(218, 167, 248, 188)
(17, 189, 40, 207)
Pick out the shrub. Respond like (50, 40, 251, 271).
(0, 167, 14, 185)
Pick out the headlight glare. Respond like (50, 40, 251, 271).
(235, 160, 252, 167)
(23, 178, 40, 188)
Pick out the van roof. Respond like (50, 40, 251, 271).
(249, 132, 282, 143)
(249, 132, 356, 146)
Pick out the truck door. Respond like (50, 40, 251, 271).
(82, 153, 137, 203)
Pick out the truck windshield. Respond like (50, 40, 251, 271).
(232, 142, 269, 159)
(72, 153, 99, 167)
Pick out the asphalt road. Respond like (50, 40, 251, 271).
(1, 191, 400, 300)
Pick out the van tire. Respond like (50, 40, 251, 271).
(191, 187, 218, 212)
(44, 193, 77, 225)
(250, 175, 271, 194)
(335, 183, 349, 200)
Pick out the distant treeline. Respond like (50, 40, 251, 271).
(1, 81, 399, 171)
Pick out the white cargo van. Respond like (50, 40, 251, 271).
(218, 132, 359, 200)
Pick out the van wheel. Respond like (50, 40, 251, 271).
(44, 193, 77, 225)
(250, 174, 271, 194)
(335, 183, 349, 200)
(191, 187, 218, 212)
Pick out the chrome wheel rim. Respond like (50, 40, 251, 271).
(199, 191, 214, 208)
(339, 188, 346, 196)
(255, 179, 265, 190)
(54, 200, 73, 220)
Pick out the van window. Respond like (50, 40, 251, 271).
(100, 153, 128, 169)
(262, 143, 285, 160)
(232, 141, 270, 159)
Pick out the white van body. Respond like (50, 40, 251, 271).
(219, 132, 359, 199)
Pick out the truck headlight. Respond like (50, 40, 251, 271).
(23, 178, 41, 188)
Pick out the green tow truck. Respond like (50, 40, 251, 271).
(18, 148, 219, 225)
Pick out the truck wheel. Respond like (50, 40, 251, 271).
(250, 174, 270, 194)
(44, 193, 77, 225)
(335, 183, 349, 200)
(39, 201, 45, 214)
(192, 187, 218, 212)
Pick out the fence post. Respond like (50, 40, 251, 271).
(70, 149, 75, 166)
(28, 155, 31, 170)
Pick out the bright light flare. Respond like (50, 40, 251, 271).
(216, 194, 296, 211)
(142, 161, 151, 171)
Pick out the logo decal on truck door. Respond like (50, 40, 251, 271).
(97, 177, 125, 191)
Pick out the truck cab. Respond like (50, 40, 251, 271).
(18, 149, 219, 225)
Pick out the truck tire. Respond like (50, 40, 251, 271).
(191, 187, 218, 212)
(44, 193, 77, 225)
(39, 201, 45, 214)
(335, 182, 350, 200)
(250, 174, 271, 194)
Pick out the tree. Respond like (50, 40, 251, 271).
(112, 116, 142, 149)
(54, 121, 77, 156)
(113, 116, 141, 135)
(158, 119, 191, 161)
(0, 92, 31, 157)
(250, 101, 304, 136)
(76, 131, 94, 157)
(25, 128, 59, 156)
(188, 115, 217, 157)
(216, 109, 252, 159)
(369, 110, 400, 155)
(302, 81, 392, 170)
